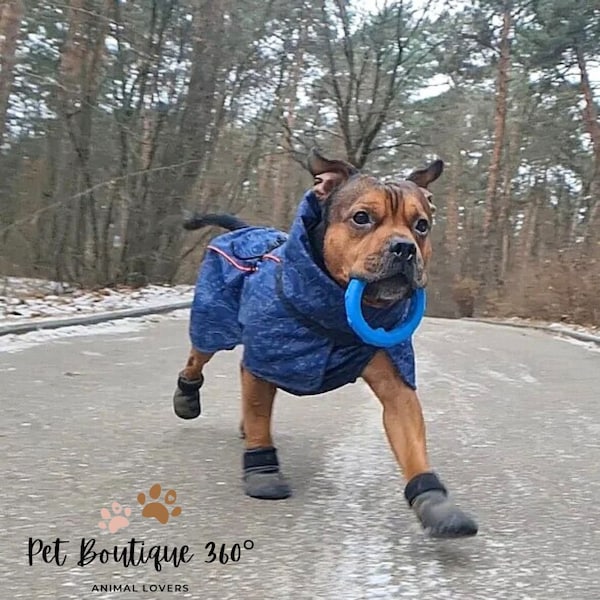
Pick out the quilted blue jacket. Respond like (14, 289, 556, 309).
(189, 191, 416, 396)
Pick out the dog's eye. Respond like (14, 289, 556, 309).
(414, 218, 430, 235)
(352, 211, 371, 225)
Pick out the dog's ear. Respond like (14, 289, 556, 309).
(406, 159, 444, 189)
(307, 147, 358, 178)
(307, 148, 359, 199)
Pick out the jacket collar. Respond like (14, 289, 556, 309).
(278, 191, 411, 339)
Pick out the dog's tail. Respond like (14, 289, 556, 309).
(182, 212, 249, 232)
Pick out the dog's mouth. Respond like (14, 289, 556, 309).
(362, 272, 418, 307)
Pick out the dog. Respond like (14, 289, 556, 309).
(173, 149, 478, 538)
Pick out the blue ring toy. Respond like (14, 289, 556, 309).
(344, 279, 426, 348)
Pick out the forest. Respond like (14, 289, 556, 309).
(0, 0, 598, 324)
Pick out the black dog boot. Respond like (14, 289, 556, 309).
(173, 373, 204, 419)
(243, 447, 291, 500)
(405, 472, 478, 538)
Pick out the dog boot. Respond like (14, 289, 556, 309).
(405, 472, 478, 538)
(243, 447, 291, 500)
(173, 372, 204, 419)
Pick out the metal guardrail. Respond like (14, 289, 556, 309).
(0, 301, 597, 348)
(0, 300, 193, 337)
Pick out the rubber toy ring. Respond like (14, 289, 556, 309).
(344, 279, 426, 347)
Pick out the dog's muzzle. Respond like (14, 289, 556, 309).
(361, 237, 424, 304)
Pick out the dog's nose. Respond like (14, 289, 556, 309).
(389, 237, 417, 261)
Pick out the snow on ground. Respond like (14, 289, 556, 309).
(0, 277, 194, 324)
(555, 335, 600, 353)
(477, 315, 600, 340)
(0, 277, 194, 353)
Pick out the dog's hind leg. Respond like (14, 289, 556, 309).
(173, 347, 213, 419)
(240, 367, 291, 500)
(362, 351, 478, 538)
(238, 363, 246, 439)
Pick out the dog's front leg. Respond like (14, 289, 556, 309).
(362, 351, 478, 538)
(240, 367, 291, 500)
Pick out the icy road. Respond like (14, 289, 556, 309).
(1, 314, 599, 599)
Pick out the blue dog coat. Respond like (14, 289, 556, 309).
(189, 191, 416, 396)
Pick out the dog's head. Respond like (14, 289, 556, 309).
(307, 148, 443, 306)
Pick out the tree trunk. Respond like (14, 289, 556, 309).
(518, 181, 544, 267)
(51, 0, 111, 283)
(122, 0, 226, 282)
(273, 20, 307, 228)
(494, 115, 522, 284)
(479, 0, 512, 288)
(444, 154, 460, 265)
(575, 45, 600, 244)
(0, 0, 24, 147)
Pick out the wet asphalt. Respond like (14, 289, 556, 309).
(1, 314, 600, 600)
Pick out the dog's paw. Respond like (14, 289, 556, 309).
(243, 447, 291, 500)
(244, 471, 292, 500)
(412, 490, 478, 538)
(173, 374, 203, 419)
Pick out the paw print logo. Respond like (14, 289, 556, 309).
(137, 483, 182, 525)
(98, 502, 132, 533)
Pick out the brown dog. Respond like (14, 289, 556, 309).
(174, 149, 478, 538)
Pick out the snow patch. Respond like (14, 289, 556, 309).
(0, 279, 193, 325)
(0, 311, 189, 354)
(553, 335, 600, 353)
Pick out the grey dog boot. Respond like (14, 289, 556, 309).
(243, 447, 292, 500)
(173, 372, 204, 419)
(405, 472, 478, 538)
